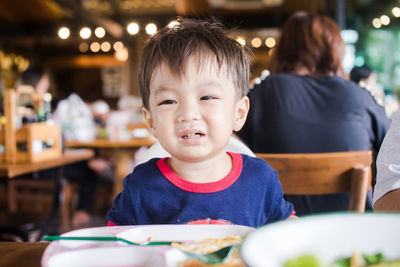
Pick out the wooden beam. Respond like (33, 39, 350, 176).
(175, 0, 212, 16)
(282, 0, 325, 13)
(42, 55, 125, 68)
(0, 0, 66, 23)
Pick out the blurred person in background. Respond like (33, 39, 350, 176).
(16, 68, 114, 229)
(16, 65, 52, 123)
(350, 65, 399, 118)
(54, 97, 114, 228)
(237, 11, 390, 216)
(350, 65, 378, 91)
(17, 65, 50, 102)
(350, 65, 384, 107)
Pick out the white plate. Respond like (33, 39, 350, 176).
(117, 224, 253, 243)
(46, 247, 166, 267)
(42, 224, 254, 267)
(56, 225, 132, 248)
(241, 213, 400, 267)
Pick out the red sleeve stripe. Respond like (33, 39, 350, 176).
(107, 221, 117, 226)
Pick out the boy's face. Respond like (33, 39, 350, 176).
(143, 56, 249, 162)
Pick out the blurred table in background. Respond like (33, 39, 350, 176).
(66, 137, 155, 198)
(0, 149, 94, 178)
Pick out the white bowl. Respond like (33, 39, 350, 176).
(241, 212, 400, 267)
(117, 224, 253, 243)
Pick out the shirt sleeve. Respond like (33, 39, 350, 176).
(373, 110, 400, 204)
(106, 174, 137, 225)
(265, 169, 294, 223)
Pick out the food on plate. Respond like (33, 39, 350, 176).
(172, 235, 245, 267)
(334, 252, 400, 267)
(284, 252, 400, 267)
(172, 235, 242, 254)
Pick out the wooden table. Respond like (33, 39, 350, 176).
(0, 241, 48, 267)
(0, 149, 95, 178)
(66, 137, 155, 198)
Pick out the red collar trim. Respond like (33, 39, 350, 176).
(157, 152, 243, 193)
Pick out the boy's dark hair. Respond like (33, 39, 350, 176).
(138, 17, 251, 109)
(350, 65, 373, 84)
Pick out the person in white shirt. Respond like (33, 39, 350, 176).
(374, 109, 400, 211)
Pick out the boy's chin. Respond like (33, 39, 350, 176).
(170, 150, 228, 162)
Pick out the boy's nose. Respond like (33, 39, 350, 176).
(177, 102, 201, 122)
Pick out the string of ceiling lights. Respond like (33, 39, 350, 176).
(57, 19, 278, 57)
(57, 21, 162, 60)
(372, 6, 400, 28)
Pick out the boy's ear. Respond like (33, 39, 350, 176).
(142, 107, 157, 137)
(233, 96, 250, 131)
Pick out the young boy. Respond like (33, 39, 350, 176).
(107, 18, 295, 227)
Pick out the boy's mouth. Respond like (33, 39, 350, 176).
(181, 132, 204, 139)
(179, 130, 205, 140)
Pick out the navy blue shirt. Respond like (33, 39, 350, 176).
(237, 73, 390, 215)
(107, 152, 293, 227)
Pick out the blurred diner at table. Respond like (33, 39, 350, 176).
(350, 65, 399, 118)
(237, 11, 391, 216)
(53, 93, 155, 229)
(14, 65, 53, 127)
(350, 65, 383, 106)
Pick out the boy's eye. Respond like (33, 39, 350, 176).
(200, 95, 216, 100)
(159, 99, 176, 105)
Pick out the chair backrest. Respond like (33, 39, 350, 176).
(8, 177, 54, 214)
(255, 150, 373, 212)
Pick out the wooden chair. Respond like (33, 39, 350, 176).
(1, 175, 56, 241)
(255, 150, 373, 213)
(60, 181, 80, 233)
(8, 177, 54, 213)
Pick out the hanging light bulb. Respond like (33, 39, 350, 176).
(127, 22, 140, 35)
(80, 27, 92, 39)
(145, 23, 157, 35)
(95, 27, 106, 38)
(251, 37, 262, 48)
(265, 37, 276, 48)
(58, 27, 70, 39)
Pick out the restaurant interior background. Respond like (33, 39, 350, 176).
(0, 0, 400, 236)
(0, 0, 399, 108)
